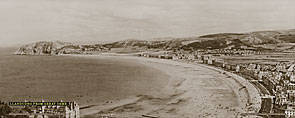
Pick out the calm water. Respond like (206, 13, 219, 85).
(0, 48, 169, 105)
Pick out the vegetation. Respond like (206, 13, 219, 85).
(0, 101, 12, 116)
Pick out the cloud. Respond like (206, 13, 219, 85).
(0, 0, 294, 47)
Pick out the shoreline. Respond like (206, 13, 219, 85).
(68, 54, 262, 118)
(195, 63, 262, 113)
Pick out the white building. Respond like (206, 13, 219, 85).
(65, 102, 80, 118)
(275, 92, 287, 105)
(25, 101, 80, 118)
(285, 105, 295, 118)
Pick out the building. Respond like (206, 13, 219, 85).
(207, 58, 213, 65)
(276, 92, 288, 105)
(65, 102, 80, 118)
(201, 55, 213, 65)
(172, 55, 179, 60)
(236, 65, 240, 72)
(285, 105, 295, 118)
(258, 71, 268, 81)
(212, 59, 224, 67)
(8, 101, 80, 118)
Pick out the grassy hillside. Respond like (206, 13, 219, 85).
(103, 29, 295, 51)
(17, 29, 295, 54)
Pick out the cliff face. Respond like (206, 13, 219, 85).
(14, 41, 72, 55)
(14, 41, 109, 55)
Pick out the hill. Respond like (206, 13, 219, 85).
(14, 41, 108, 55)
(14, 41, 72, 55)
(15, 29, 295, 55)
(104, 29, 295, 51)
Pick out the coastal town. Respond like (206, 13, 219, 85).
(9, 37, 295, 118)
(134, 47, 295, 118)
(3, 28, 294, 118)
(1, 0, 295, 117)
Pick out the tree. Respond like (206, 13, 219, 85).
(0, 101, 12, 116)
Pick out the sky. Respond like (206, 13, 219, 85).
(0, 0, 295, 47)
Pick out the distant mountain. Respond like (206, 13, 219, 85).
(102, 37, 199, 50)
(102, 29, 295, 51)
(15, 29, 295, 55)
(184, 30, 295, 49)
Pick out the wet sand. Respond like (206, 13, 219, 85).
(77, 55, 261, 118)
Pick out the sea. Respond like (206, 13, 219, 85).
(0, 48, 169, 105)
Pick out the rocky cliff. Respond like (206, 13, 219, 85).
(14, 41, 73, 55)
(15, 41, 109, 55)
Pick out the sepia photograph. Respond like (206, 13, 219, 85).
(0, 0, 295, 118)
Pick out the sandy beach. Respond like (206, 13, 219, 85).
(73, 55, 261, 118)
